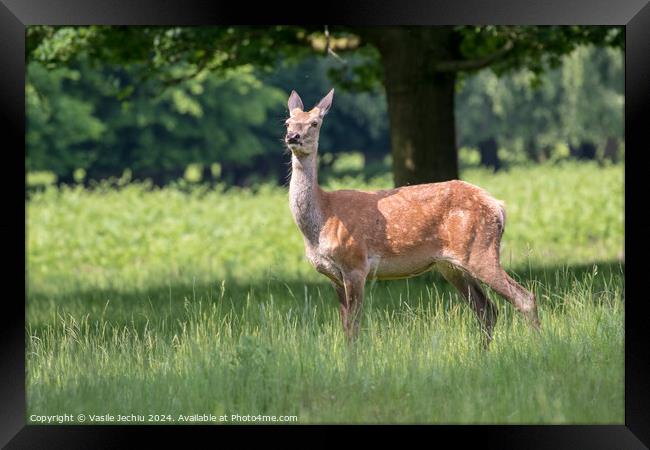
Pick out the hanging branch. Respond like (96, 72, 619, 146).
(433, 41, 514, 73)
(324, 25, 347, 65)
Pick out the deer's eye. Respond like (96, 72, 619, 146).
(311, 121, 318, 127)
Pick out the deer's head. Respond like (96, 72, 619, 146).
(285, 89, 334, 156)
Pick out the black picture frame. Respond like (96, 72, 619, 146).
(2, 0, 648, 447)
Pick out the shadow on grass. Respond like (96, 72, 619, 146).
(27, 260, 624, 334)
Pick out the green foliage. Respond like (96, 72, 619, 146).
(26, 25, 624, 183)
(28, 25, 623, 89)
(27, 52, 390, 184)
(456, 26, 623, 78)
(26, 163, 624, 423)
(558, 46, 624, 146)
(28, 26, 312, 83)
(324, 44, 384, 92)
(27, 63, 106, 175)
(263, 56, 390, 158)
(27, 59, 287, 181)
(456, 45, 624, 162)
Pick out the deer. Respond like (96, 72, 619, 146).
(285, 89, 541, 347)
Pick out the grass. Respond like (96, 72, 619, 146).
(26, 161, 624, 424)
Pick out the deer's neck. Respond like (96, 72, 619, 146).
(289, 151, 324, 246)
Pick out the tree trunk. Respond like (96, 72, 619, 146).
(220, 161, 248, 186)
(83, 166, 123, 186)
(362, 27, 459, 187)
(603, 137, 619, 163)
(539, 146, 550, 163)
(55, 171, 75, 187)
(201, 165, 214, 185)
(524, 139, 537, 162)
(570, 141, 597, 160)
(478, 137, 501, 171)
(132, 167, 185, 186)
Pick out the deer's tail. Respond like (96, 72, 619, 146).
(496, 200, 507, 239)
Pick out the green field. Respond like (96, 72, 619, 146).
(26, 162, 624, 424)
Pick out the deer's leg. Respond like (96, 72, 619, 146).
(468, 261, 541, 331)
(437, 263, 498, 348)
(335, 271, 366, 341)
(331, 281, 350, 337)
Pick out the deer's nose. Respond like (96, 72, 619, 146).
(286, 133, 301, 144)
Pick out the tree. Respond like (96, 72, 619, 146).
(455, 68, 512, 170)
(559, 45, 624, 161)
(27, 54, 391, 186)
(354, 26, 623, 184)
(27, 58, 288, 186)
(27, 25, 623, 186)
(455, 44, 623, 165)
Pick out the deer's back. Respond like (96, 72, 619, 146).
(318, 180, 505, 278)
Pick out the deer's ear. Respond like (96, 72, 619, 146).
(288, 90, 304, 116)
(315, 89, 334, 117)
